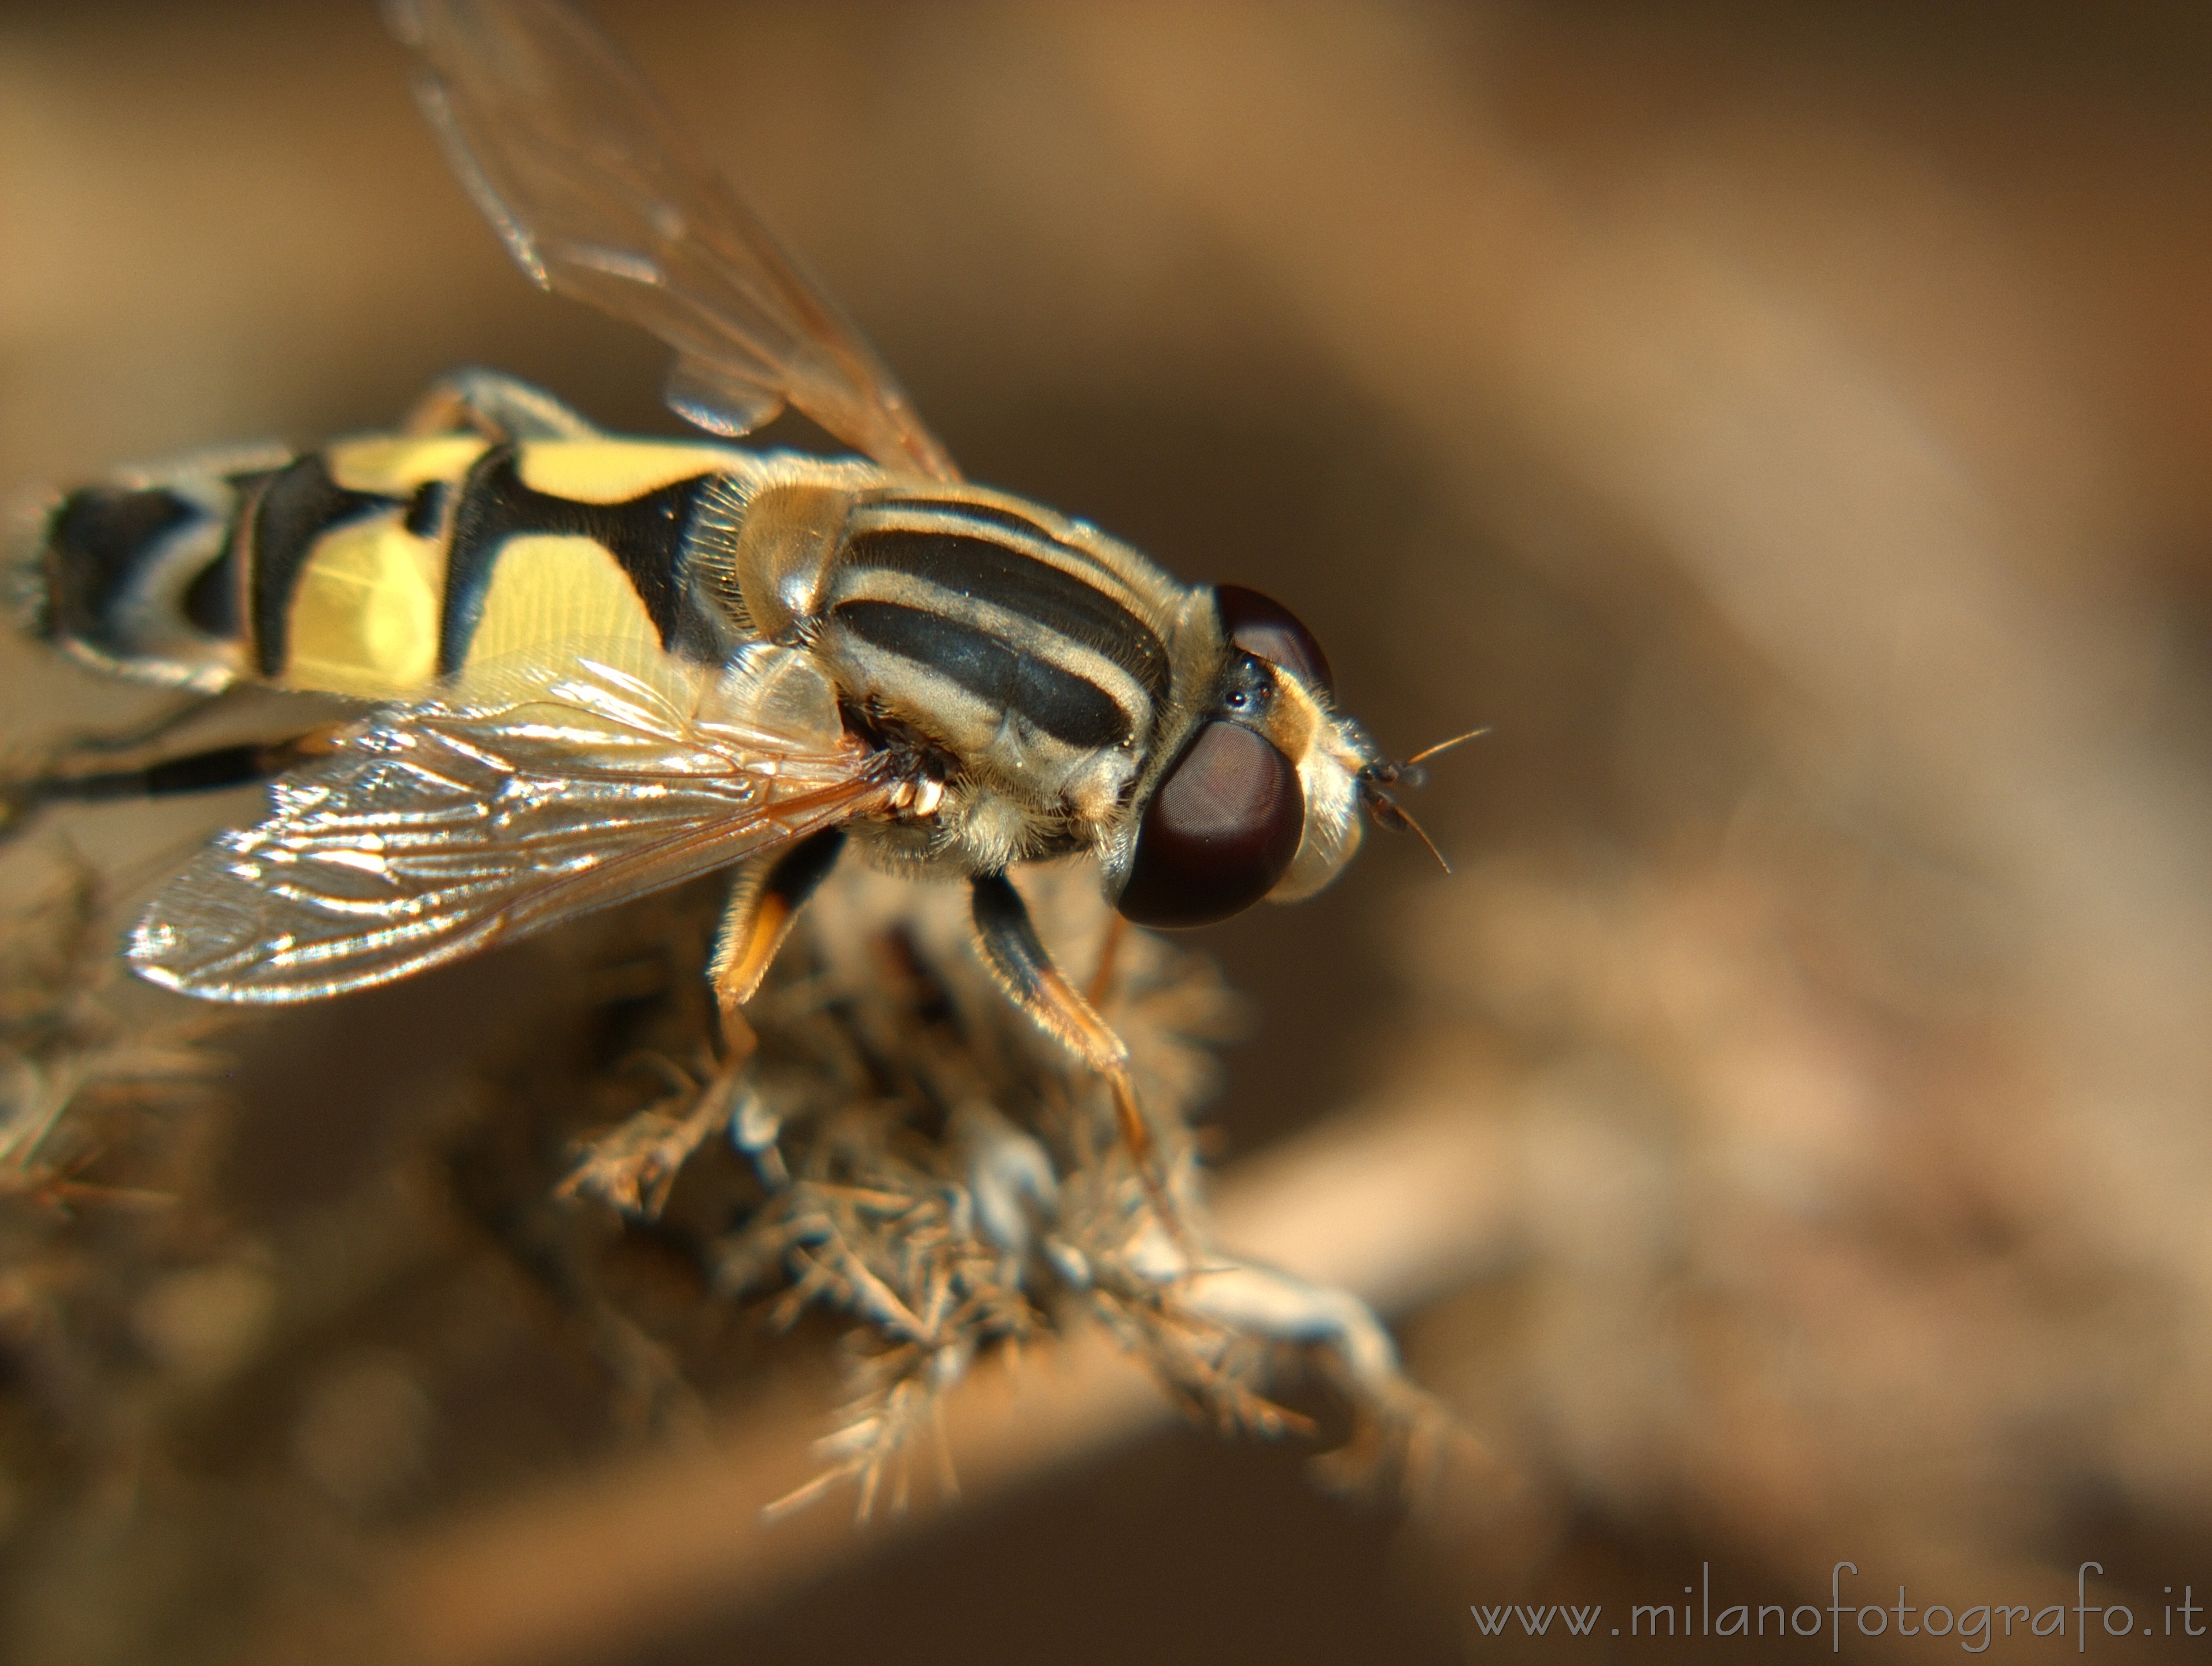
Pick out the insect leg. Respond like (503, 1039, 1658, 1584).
(560, 830, 847, 1217)
(49, 687, 235, 757)
(398, 368, 603, 441)
(1085, 908, 1129, 1008)
(708, 828, 847, 1046)
(2, 729, 344, 837)
(969, 874, 1188, 1245)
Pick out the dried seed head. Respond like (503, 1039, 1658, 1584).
(682, 860, 1439, 1516)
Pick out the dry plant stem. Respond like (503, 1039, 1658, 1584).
(341, 1090, 1504, 1666)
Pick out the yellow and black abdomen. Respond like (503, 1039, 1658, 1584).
(22, 439, 289, 694)
(25, 435, 767, 701)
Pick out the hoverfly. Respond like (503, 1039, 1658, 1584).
(8, 0, 1431, 1217)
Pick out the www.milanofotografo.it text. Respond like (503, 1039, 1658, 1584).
(1471, 1564, 2209, 1651)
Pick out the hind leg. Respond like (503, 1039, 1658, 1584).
(400, 370, 602, 442)
(2, 726, 345, 839)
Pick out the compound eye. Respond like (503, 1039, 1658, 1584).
(1118, 721, 1305, 927)
(1216, 584, 1333, 696)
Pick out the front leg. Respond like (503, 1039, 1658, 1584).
(560, 830, 847, 1216)
(968, 874, 1186, 1241)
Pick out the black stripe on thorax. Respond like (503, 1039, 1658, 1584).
(834, 599, 1131, 749)
(249, 455, 405, 676)
(854, 497, 1140, 603)
(439, 445, 726, 673)
(910, 497, 1066, 548)
(841, 526, 1169, 707)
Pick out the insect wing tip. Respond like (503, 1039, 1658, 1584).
(124, 866, 272, 1003)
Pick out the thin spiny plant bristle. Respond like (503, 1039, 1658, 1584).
(653, 860, 1446, 1517)
(0, 836, 1444, 1551)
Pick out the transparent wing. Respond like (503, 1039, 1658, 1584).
(386, 0, 960, 482)
(128, 647, 891, 1002)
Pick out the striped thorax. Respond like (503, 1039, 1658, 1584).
(5, 0, 1449, 1243)
(3, 0, 1448, 1244)
(23, 410, 1379, 924)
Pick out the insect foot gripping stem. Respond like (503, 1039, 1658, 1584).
(695, 861, 1445, 1520)
(555, 1061, 745, 1219)
(559, 831, 848, 1218)
(967, 872, 1194, 1258)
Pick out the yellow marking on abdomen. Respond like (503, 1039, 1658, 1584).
(283, 517, 446, 699)
(462, 534, 659, 670)
(326, 436, 489, 496)
(516, 441, 737, 503)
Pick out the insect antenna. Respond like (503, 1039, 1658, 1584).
(1402, 725, 1489, 771)
(1356, 724, 1484, 875)
(1365, 790, 1453, 875)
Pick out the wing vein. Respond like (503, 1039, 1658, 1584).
(131, 648, 887, 1001)
(389, 0, 960, 480)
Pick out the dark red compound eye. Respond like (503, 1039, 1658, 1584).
(1117, 721, 1305, 927)
(1215, 584, 1333, 695)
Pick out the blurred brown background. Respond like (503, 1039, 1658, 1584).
(6, 2, 2212, 1662)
